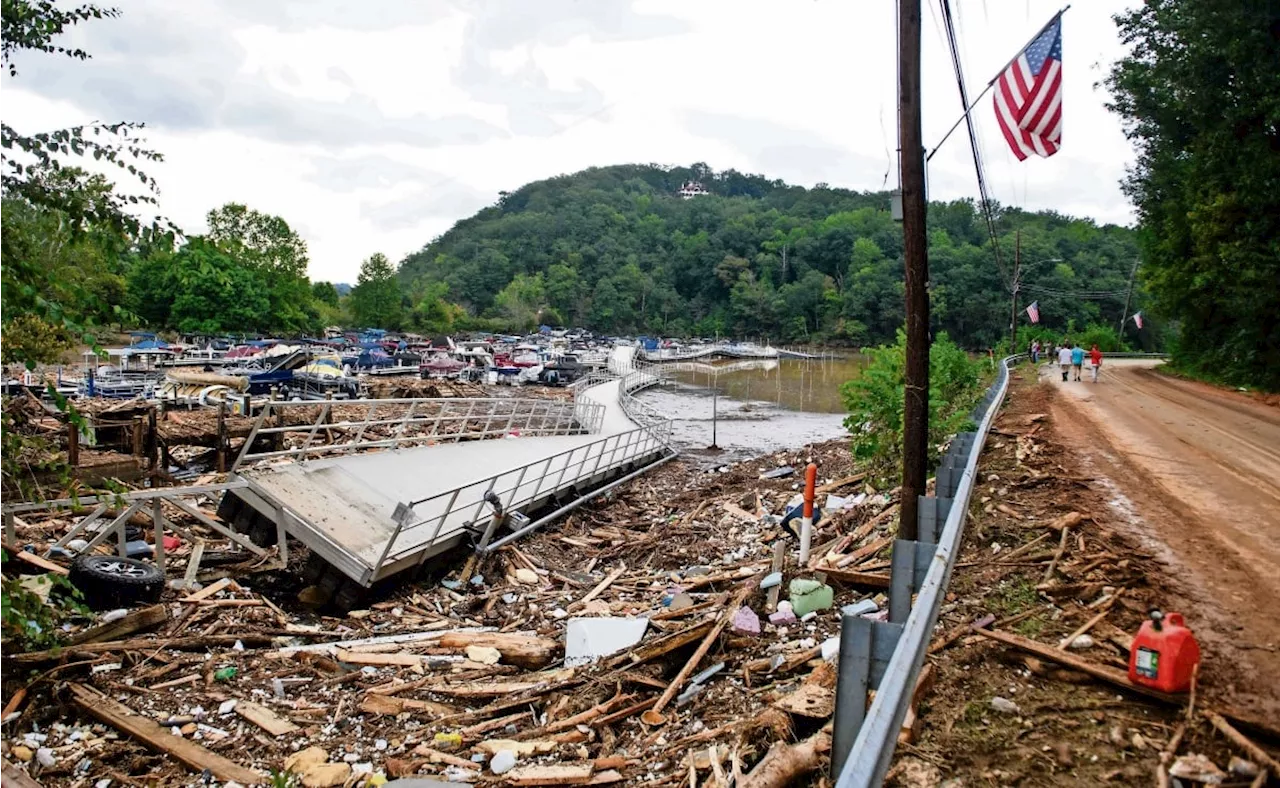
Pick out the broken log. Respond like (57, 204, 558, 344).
(1205, 711, 1280, 775)
(68, 604, 168, 646)
(739, 730, 831, 788)
(68, 683, 262, 784)
(973, 628, 1181, 705)
(436, 632, 559, 669)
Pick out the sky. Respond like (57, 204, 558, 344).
(2, 0, 1139, 284)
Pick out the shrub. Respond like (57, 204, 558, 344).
(840, 331, 988, 486)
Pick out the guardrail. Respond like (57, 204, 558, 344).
(831, 354, 1021, 786)
(639, 344, 780, 362)
(232, 396, 605, 469)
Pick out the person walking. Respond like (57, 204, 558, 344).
(1058, 343, 1073, 382)
(1031, 339, 1041, 364)
(1071, 342, 1085, 381)
(1089, 343, 1103, 383)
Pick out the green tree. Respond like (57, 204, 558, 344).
(1, 1, 171, 515)
(167, 239, 271, 334)
(311, 280, 340, 307)
(1106, 0, 1280, 389)
(350, 253, 402, 329)
(493, 272, 547, 332)
(205, 203, 316, 332)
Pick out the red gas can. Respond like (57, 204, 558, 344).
(1128, 610, 1201, 693)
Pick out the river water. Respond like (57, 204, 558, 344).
(636, 356, 865, 464)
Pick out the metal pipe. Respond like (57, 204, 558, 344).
(481, 451, 678, 553)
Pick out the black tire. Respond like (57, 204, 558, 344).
(248, 519, 278, 547)
(333, 580, 367, 613)
(302, 552, 328, 584)
(68, 555, 165, 610)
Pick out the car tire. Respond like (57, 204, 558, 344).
(68, 555, 165, 610)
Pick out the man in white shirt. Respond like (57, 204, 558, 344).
(1057, 345, 1073, 382)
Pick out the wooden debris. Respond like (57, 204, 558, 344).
(181, 577, 232, 602)
(437, 632, 559, 669)
(1042, 525, 1072, 583)
(68, 604, 169, 646)
(1, 759, 44, 788)
(68, 683, 262, 784)
(1205, 711, 1280, 775)
(234, 700, 299, 737)
(1056, 588, 1126, 649)
(358, 693, 453, 717)
(506, 764, 595, 786)
(816, 471, 868, 494)
(605, 619, 714, 669)
(973, 628, 1181, 705)
(652, 578, 757, 718)
(12, 634, 273, 663)
(739, 729, 831, 788)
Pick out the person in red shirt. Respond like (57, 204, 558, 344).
(1089, 344, 1103, 383)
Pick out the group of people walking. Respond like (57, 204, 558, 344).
(1029, 339, 1103, 383)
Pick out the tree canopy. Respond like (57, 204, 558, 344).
(397, 163, 1145, 349)
(1106, 0, 1280, 390)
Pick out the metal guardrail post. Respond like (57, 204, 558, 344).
(833, 356, 1019, 786)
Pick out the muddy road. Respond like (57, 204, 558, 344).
(1046, 359, 1280, 715)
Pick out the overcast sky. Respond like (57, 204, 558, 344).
(2, 0, 1138, 283)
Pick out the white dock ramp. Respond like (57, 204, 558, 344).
(222, 347, 672, 589)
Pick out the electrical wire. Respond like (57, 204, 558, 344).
(937, 0, 1010, 290)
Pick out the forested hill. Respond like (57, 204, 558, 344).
(398, 163, 1142, 349)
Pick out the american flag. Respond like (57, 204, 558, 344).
(1132, 311, 1143, 330)
(1025, 301, 1040, 324)
(993, 15, 1063, 161)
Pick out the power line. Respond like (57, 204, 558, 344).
(936, 0, 1010, 290)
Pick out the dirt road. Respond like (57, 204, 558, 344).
(1046, 359, 1280, 715)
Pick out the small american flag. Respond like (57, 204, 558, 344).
(1132, 312, 1143, 330)
(1025, 301, 1040, 324)
(993, 15, 1063, 161)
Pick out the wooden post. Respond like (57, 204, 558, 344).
(132, 416, 144, 457)
(898, 0, 928, 541)
(216, 405, 227, 474)
(67, 422, 80, 467)
(146, 407, 158, 470)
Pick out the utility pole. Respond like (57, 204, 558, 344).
(899, 0, 928, 541)
(1118, 258, 1140, 339)
(1009, 230, 1021, 354)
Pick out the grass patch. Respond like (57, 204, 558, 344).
(1014, 614, 1046, 638)
(990, 576, 1039, 617)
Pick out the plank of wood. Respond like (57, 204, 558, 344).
(1, 759, 44, 788)
(721, 503, 758, 523)
(571, 566, 627, 610)
(181, 577, 232, 602)
(68, 683, 261, 784)
(150, 674, 200, 690)
(358, 693, 453, 717)
(506, 764, 595, 786)
(835, 535, 894, 568)
(9, 551, 69, 576)
(973, 629, 1181, 705)
(436, 632, 559, 670)
(12, 634, 274, 663)
(816, 471, 868, 495)
(418, 680, 545, 698)
(68, 604, 169, 646)
(605, 620, 715, 669)
(234, 700, 299, 737)
(821, 567, 892, 589)
(773, 681, 834, 718)
(334, 649, 422, 667)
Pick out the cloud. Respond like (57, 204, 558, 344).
(6, 0, 505, 148)
(682, 110, 890, 188)
(451, 0, 687, 135)
(360, 181, 495, 231)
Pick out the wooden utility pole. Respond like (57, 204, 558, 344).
(1009, 230, 1021, 354)
(899, 0, 928, 541)
(1118, 258, 1140, 338)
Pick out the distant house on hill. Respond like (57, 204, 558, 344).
(678, 180, 710, 199)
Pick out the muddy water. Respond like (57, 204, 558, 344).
(638, 357, 864, 464)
